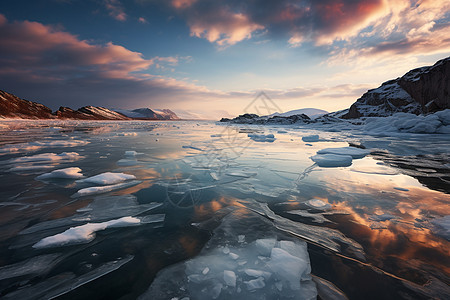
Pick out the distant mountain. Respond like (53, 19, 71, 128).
(268, 108, 328, 119)
(339, 56, 450, 119)
(0, 89, 179, 120)
(114, 108, 179, 120)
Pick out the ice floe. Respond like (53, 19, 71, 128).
(72, 180, 141, 197)
(316, 147, 370, 159)
(248, 133, 276, 143)
(36, 167, 84, 180)
(77, 172, 136, 185)
(302, 135, 319, 142)
(33, 216, 140, 248)
(311, 154, 353, 167)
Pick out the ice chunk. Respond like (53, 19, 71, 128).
(317, 147, 370, 159)
(223, 270, 236, 287)
(267, 247, 306, 290)
(125, 150, 138, 156)
(245, 277, 265, 290)
(248, 133, 276, 142)
(72, 180, 141, 197)
(36, 167, 84, 180)
(243, 269, 271, 280)
(33, 216, 140, 248)
(305, 199, 332, 211)
(255, 238, 277, 256)
(238, 235, 245, 243)
(302, 135, 319, 142)
(311, 154, 352, 167)
(229, 253, 239, 260)
(77, 172, 136, 185)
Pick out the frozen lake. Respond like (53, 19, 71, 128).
(0, 119, 449, 299)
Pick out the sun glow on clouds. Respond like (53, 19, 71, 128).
(0, 0, 449, 118)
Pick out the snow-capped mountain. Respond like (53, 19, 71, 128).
(267, 108, 329, 119)
(339, 56, 450, 119)
(56, 106, 130, 120)
(114, 108, 179, 120)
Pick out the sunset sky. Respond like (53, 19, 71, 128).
(1, 0, 450, 119)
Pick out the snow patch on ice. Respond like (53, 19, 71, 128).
(36, 167, 84, 180)
(73, 180, 141, 197)
(33, 216, 140, 248)
(77, 172, 136, 185)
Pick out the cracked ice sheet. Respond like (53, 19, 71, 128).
(139, 210, 317, 300)
(20, 195, 162, 236)
(238, 199, 365, 260)
(2, 255, 134, 300)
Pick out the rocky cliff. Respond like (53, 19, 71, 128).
(0, 90, 55, 119)
(341, 57, 450, 119)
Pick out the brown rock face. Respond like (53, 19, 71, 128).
(0, 90, 55, 119)
(398, 58, 450, 112)
(341, 56, 450, 119)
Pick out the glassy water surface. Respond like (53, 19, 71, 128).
(0, 120, 448, 299)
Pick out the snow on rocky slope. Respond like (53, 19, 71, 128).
(339, 56, 450, 118)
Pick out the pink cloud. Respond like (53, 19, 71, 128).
(0, 14, 169, 79)
(104, 0, 127, 21)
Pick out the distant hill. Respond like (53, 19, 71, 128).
(0, 90, 179, 120)
(267, 108, 328, 119)
(114, 108, 179, 120)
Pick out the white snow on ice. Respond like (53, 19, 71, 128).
(73, 180, 141, 197)
(77, 172, 136, 185)
(33, 216, 140, 248)
(36, 167, 84, 180)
